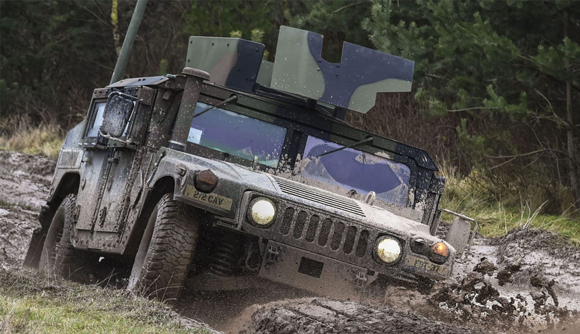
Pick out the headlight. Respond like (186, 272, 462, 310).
(376, 237, 402, 264)
(249, 198, 276, 226)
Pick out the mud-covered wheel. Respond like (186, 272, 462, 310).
(39, 194, 89, 281)
(128, 193, 199, 301)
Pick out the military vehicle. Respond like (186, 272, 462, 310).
(24, 26, 473, 300)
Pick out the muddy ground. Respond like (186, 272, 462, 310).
(1, 150, 579, 333)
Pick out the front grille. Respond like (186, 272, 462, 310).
(274, 177, 365, 217)
(279, 206, 369, 258)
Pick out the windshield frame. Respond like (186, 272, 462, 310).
(291, 129, 419, 208)
(184, 94, 298, 169)
(181, 85, 434, 209)
(182, 93, 419, 209)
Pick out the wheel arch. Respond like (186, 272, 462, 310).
(42, 172, 81, 229)
(123, 175, 177, 259)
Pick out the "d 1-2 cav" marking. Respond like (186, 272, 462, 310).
(184, 185, 233, 211)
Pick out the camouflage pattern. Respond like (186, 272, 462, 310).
(256, 60, 273, 87)
(186, 37, 264, 93)
(270, 26, 414, 114)
(187, 26, 414, 114)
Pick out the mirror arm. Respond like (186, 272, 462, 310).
(124, 99, 142, 144)
(107, 91, 139, 103)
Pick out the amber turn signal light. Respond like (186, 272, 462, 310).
(195, 169, 218, 193)
(432, 242, 449, 257)
(429, 242, 449, 264)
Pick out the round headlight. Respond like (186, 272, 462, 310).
(249, 198, 276, 226)
(376, 237, 402, 264)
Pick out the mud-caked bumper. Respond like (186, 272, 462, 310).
(258, 241, 379, 299)
(257, 239, 454, 298)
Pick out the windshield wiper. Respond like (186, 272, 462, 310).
(192, 95, 238, 119)
(317, 137, 374, 158)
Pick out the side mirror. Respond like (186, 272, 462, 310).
(100, 93, 135, 137)
(445, 217, 472, 256)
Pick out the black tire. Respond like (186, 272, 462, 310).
(127, 193, 199, 301)
(39, 194, 89, 281)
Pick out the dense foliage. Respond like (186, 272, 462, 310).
(0, 0, 578, 213)
(362, 0, 580, 212)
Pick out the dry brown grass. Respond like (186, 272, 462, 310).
(440, 164, 580, 244)
(0, 118, 63, 159)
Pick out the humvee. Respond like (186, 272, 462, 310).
(24, 26, 472, 300)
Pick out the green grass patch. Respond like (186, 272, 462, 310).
(0, 269, 211, 334)
(441, 167, 580, 245)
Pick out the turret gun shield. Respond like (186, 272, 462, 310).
(271, 26, 414, 114)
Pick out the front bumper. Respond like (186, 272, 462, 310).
(242, 191, 454, 283)
(257, 239, 452, 299)
(258, 240, 378, 299)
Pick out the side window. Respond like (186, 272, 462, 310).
(86, 102, 106, 137)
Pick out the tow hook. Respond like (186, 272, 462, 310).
(266, 244, 282, 264)
(354, 270, 367, 288)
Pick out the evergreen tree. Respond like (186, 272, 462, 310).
(286, 0, 372, 62)
(363, 0, 580, 209)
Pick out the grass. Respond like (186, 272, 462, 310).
(0, 121, 63, 159)
(440, 166, 580, 245)
(0, 268, 211, 334)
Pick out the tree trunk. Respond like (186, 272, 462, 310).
(111, 0, 121, 56)
(564, 12, 580, 209)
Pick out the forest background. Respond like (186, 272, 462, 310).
(1, 0, 579, 240)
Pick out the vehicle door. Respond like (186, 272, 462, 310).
(76, 87, 155, 238)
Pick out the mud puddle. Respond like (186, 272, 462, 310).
(1, 150, 579, 333)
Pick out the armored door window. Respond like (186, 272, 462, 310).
(86, 102, 106, 137)
(188, 102, 287, 167)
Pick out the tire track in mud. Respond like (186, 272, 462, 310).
(237, 298, 483, 334)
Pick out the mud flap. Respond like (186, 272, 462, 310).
(23, 204, 54, 268)
(445, 217, 471, 255)
(23, 227, 47, 268)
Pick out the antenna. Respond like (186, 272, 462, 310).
(110, 0, 149, 84)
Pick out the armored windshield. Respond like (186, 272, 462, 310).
(299, 136, 410, 206)
(188, 102, 286, 167)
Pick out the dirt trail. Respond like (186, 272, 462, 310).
(1, 150, 579, 334)
(0, 151, 52, 269)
